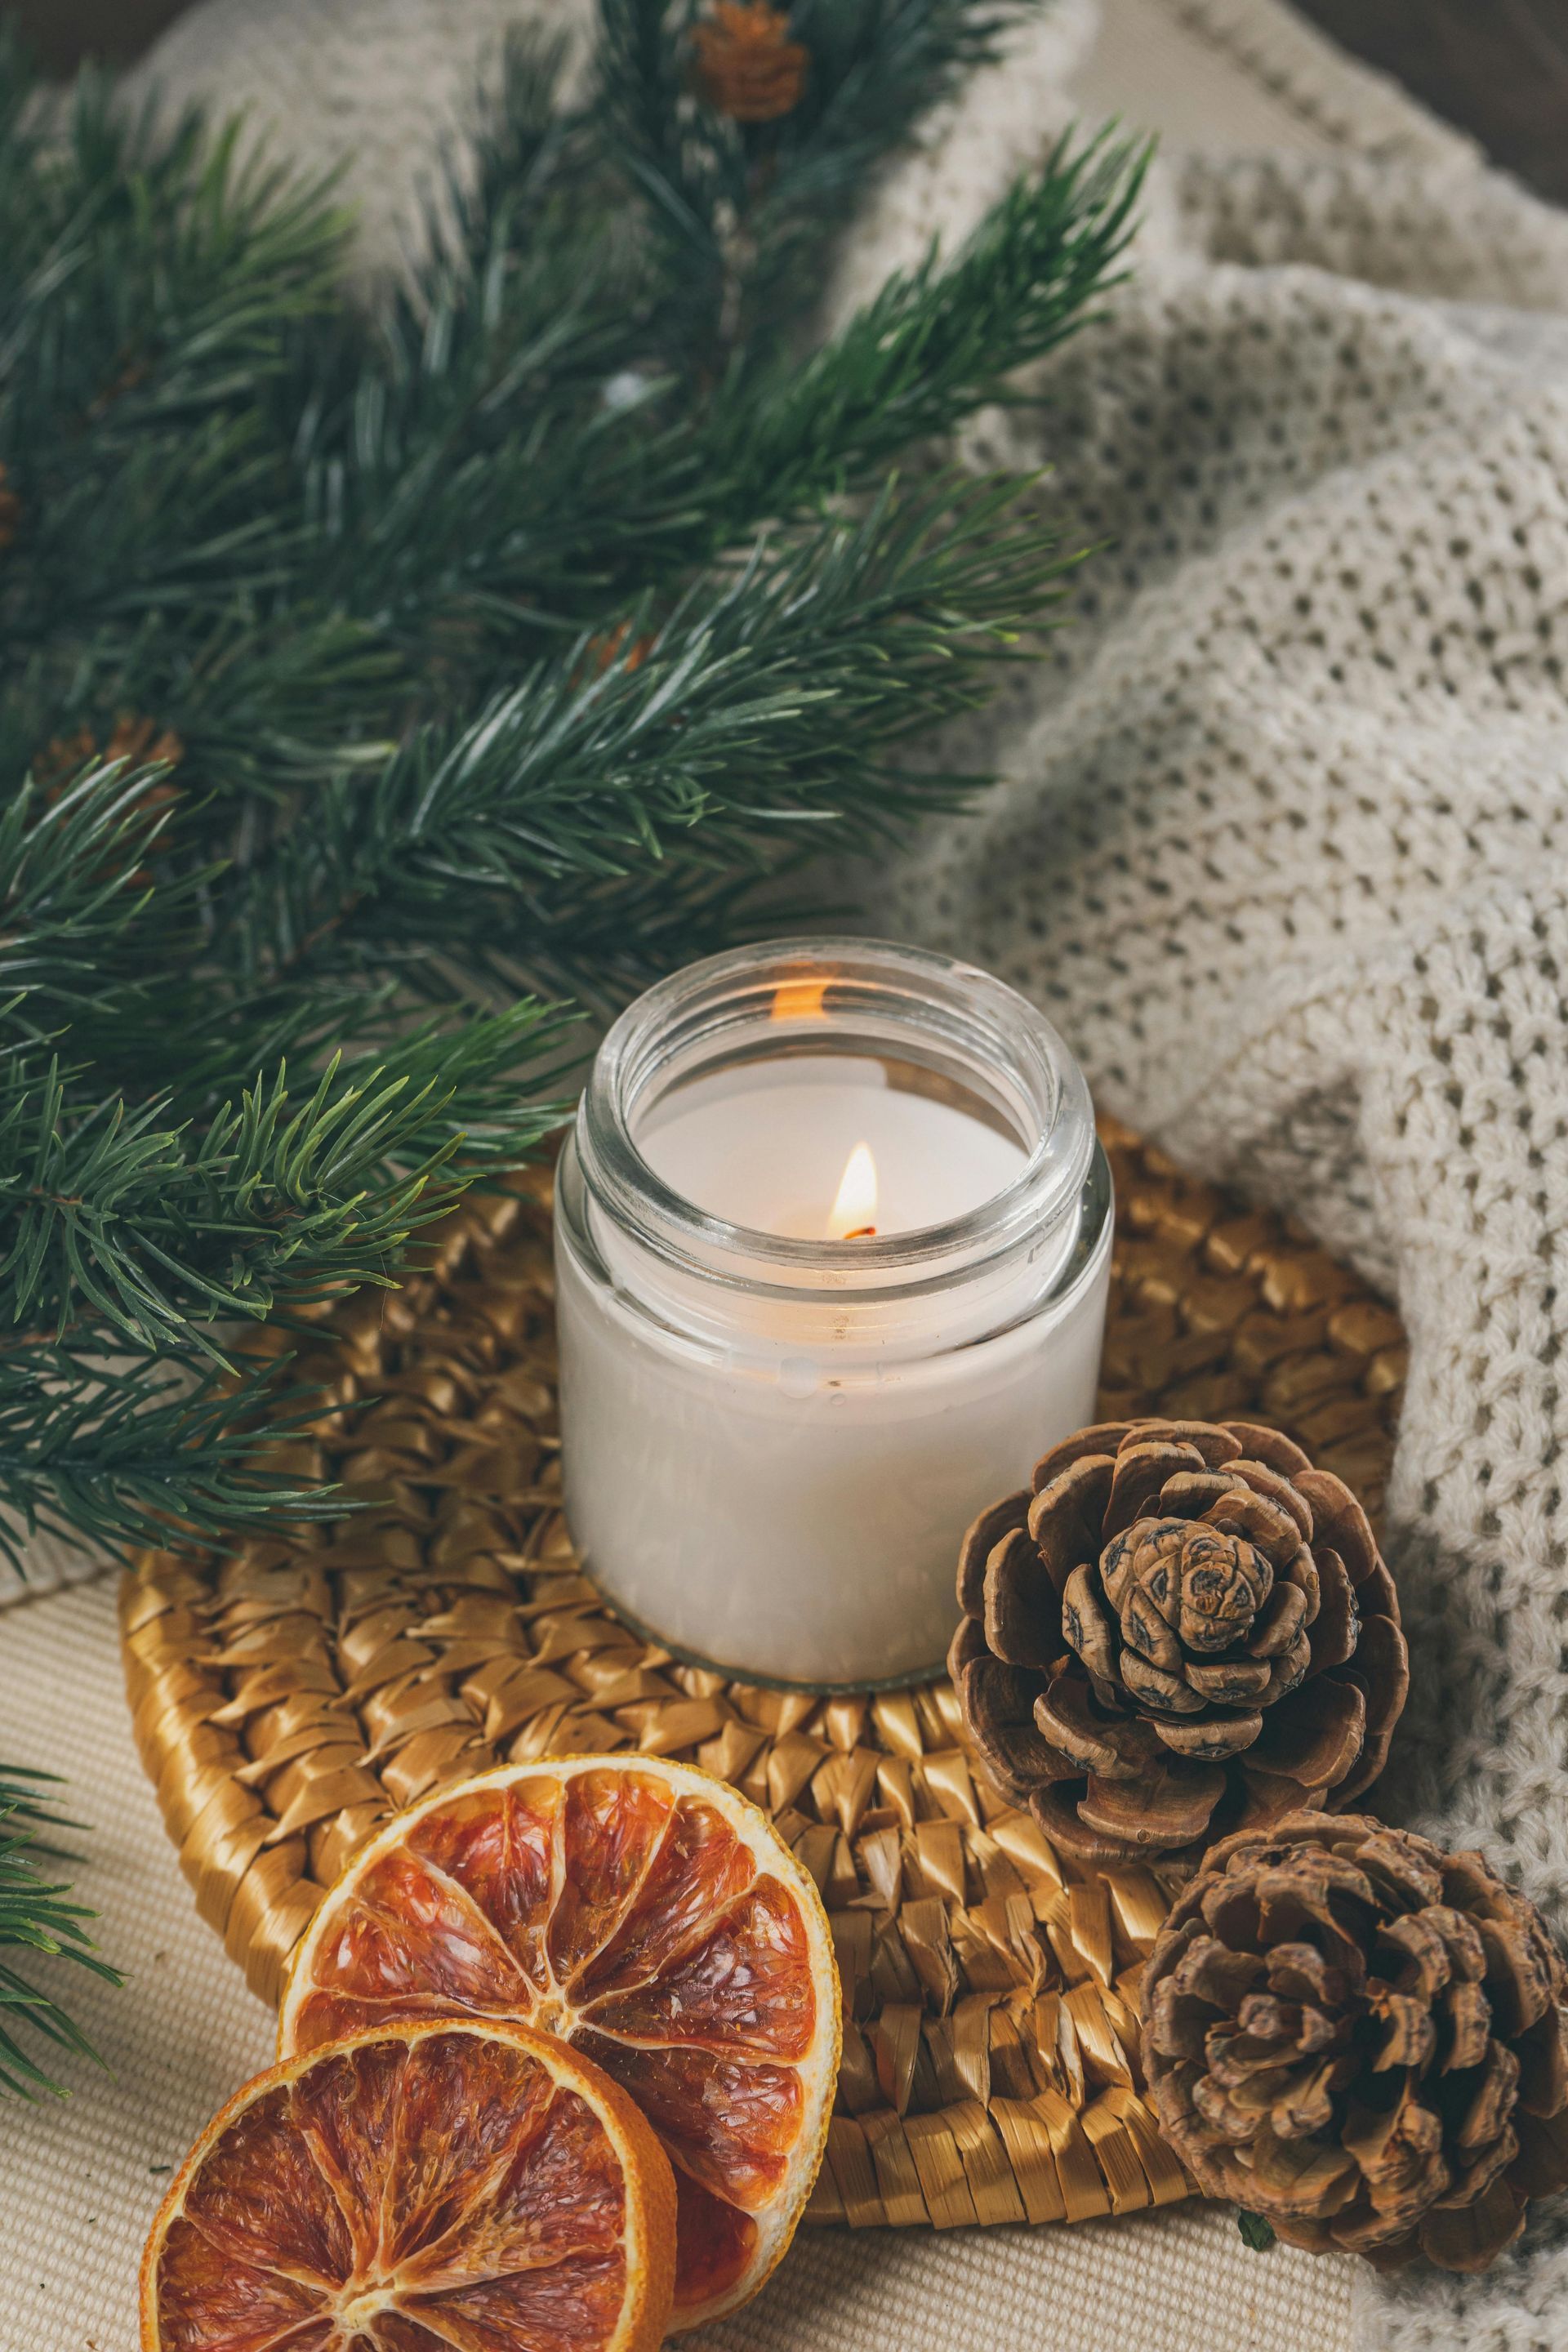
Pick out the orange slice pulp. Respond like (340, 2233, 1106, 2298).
(140, 2017, 675, 2352)
(278, 1757, 841, 2332)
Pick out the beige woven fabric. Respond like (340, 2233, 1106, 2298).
(2, 4, 1557, 2350)
(855, 7, 1568, 2351)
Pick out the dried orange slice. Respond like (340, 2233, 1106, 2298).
(278, 1757, 840, 2332)
(140, 2016, 675, 2352)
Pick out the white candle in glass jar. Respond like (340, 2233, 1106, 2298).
(554, 939, 1111, 1690)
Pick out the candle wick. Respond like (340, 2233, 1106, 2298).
(842, 1225, 878, 1241)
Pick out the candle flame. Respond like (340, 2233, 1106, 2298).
(770, 978, 828, 1022)
(827, 1141, 878, 1240)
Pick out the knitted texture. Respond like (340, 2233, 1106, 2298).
(7, 5, 1568, 2350)
(848, 9, 1568, 2348)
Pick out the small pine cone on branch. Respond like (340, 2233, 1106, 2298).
(691, 2, 808, 122)
(950, 1418, 1407, 1865)
(1143, 1812, 1568, 2271)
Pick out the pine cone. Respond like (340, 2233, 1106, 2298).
(950, 1418, 1407, 1864)
(1143, 1811, 1568, 2271)
(690, 2, 808, 122)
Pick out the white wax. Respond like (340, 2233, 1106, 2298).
(557, 1236, 1110, 1685)
(556, 1049, 1109, 1686)
(639, 1058, 1027, 1238)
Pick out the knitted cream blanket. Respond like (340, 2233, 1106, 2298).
(849, 10, 1568, 2350)
(9, 6, 1568, 2350)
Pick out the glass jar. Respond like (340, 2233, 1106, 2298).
(554, 938, 1111, 1690)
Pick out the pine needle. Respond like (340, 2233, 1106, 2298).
(0, 1768, 121, 2099)
(0, 3, 1147, 1566)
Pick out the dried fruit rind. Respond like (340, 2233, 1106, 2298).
(140, 2016, 677, 2351)
(278, 1753, 840, 2332)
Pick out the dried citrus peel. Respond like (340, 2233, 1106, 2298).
(278, 1756, 840, 2331)
(140, 2016, 676, 2352)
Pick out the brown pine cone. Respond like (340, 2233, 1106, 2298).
(1143, 1812, 1568, 2271)
(690, 2, 808, 122)
(949, 1418, 1407, 1864)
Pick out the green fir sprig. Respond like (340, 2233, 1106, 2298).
(0, 0, 1147, 1557)
(0, 1768, 122, 2098)
(0, 0, 1147, 2080)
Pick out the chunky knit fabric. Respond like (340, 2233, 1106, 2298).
(11, 6, 1568, 2349)
(848, 12, 1568, 2347)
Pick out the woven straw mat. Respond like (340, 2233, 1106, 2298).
(119, 1116, 1405, 2238)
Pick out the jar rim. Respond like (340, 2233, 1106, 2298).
(576, 936, 1096, 1296)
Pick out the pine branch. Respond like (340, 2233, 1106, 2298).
(0, 2, 1144, 1567)
(218, 469, 1075, 1006)
(0, 757, 191, 1022)
(0, 1010, 567, 1356)
(709, 130, 1145, 507)
(0, 20, 1145, 791)
(595, 0, 1037, 371)
(296, 122, 1144, 681)
(284, 32, 648, 651)
(0, 1768, 121, 2100)
(0, 1337, 347, 1563)
(1, 78, 348, 490)
(0, 55, 358, 786)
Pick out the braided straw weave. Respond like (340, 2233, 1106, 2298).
(120, 1117, 1405, 2234)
